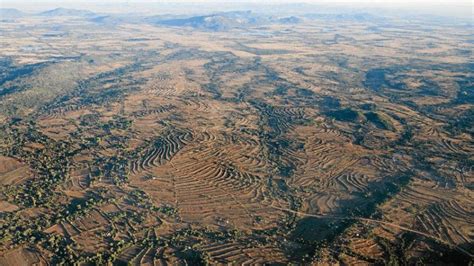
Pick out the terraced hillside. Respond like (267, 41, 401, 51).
(0, 7, 472, 265)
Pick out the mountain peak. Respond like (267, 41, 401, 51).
(0, 8, 25, 19)
(39, 7, 96, 17)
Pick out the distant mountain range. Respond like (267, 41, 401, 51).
(0, 7, 98, 19)
(147, 11, 306, 31)
(0, 8, 25, 19)
(141, 11, 382, 31)
(149, 11, 266, 31)
(0, 7, 385, 31)
(38, 8, 97, 17)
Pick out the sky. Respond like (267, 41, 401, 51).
(1, 0, 470, 2)
(0, 0, 470, 5)
(2, 0, 471, 7)
(1, 0, 471, 4)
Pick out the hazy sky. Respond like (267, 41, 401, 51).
(1, 0, 471, 4)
